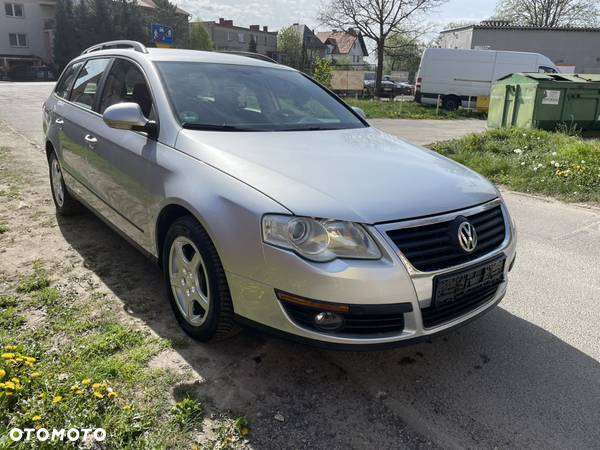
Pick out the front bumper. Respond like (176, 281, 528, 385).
(228, 199, 517, 347)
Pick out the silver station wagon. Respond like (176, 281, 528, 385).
(43, 41, 517, 349)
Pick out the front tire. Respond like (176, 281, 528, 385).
(48, 151, 84, 215)
(162, 216, 237, 341)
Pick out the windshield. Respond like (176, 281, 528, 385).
(155, 62, 366, 131)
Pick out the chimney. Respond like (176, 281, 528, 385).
(250, 25, 260, 31)
(219, 18, 224, 25)
(263, 26, 268, 32)
(224, 20, 233, 27)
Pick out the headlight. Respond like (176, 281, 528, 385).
(262, 215, 381, 262)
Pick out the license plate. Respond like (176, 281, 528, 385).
(432, 256, 505, 307)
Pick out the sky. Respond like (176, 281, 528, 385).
(177, 0, 499, 34)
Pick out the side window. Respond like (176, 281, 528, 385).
(55, 61, 83, 99)
(69, 58, 110, 110)
(99, 59, 154, 119)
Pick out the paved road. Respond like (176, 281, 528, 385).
(370, 118, 486, 145)
(1, 82, 599, 449)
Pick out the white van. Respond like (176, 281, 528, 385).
(415, 48, 559, 110)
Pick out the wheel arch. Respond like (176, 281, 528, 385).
(45, 139, 55, 161)
(154, 200, 221, 269)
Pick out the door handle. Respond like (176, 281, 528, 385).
(84, 134, 98, 145)
(55, 118, 64, 125)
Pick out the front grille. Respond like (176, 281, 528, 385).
(387, 205, 506, 272)
(281, 301, 411, 336)
(421, 282, 501, 328)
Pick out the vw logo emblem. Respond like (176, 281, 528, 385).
(458, 221, 478, 253)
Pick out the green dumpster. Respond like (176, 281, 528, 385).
(488, 73, 600, 131)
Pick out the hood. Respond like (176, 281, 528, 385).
(175, 126, 498, 224)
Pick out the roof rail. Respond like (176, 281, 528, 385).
(219, 51, 278, 64)
(81, 40, 148, 55)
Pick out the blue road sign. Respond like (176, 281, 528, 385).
(151, 23, 173, 46)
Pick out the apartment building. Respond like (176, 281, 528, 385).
(200, 18, 278, 59)
(1, 0, 55, 75)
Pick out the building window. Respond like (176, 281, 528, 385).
(227, 31, 232, 41)
(264, 36, 267, 45)
(238, 32, 245, 43)
(9, 33, 27, 47)
(5, 2, 24, 17)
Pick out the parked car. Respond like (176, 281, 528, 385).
(364, 79, 411, 97)
(416, 48, 558, 110)
(43, 41, 517, 348)
(8, 65, 56, 81)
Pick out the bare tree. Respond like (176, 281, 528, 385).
(495, 0, 600, 27)
(319, 0, 445, 93)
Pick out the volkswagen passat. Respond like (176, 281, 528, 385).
(43, 41, 516, 348)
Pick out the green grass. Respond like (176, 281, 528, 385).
(16, 261, 50, 293)
(0, 260, 250, 449)
(344, 99, 487, 120)
(430, 128, 600, 203)
(0, 223, 8, 234)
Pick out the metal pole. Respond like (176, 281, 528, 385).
(436, 95, 440, 115)
(467, 96, 471, 112)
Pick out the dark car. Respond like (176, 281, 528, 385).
(8, 65, 56, 81)
(364, 79, 412, 98)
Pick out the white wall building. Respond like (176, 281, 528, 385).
(1, 0, 55, 74)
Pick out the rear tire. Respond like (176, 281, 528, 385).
(442, 95, 460, 111)
(48, 151, 84, 216)
(162, 216, 238, 341)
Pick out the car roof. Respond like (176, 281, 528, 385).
(74, 47, 294, 71)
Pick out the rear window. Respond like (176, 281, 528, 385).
(69, 58, 111, 110)
(55, 62, 83, 99)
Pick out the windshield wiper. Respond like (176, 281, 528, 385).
(181, 123, 258, 132)
(276, 126, 336, 131)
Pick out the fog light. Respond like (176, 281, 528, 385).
(314, 311, 344, 331)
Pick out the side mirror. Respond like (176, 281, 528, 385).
(103, 102, 156, 136)
(352, 106, 367, 120)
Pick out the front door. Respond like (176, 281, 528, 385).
(83, 58, 165, 251)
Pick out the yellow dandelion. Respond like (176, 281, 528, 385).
(52, 395, 63, 404)
(1, 353, 15, 360)
(74, 389, 83, 395)
(0, 369, 5, 379)
(81, 378, 91, 385)
(25, 357, 36, 364)
(32, 415, 42, 421)
(94, 391, 104, 399)
(0, 383, 5, 389)
(11, 377, 19, 384)
(92, 383, 101, 390)
(4, 345, 17, 351)
(5, 391, 13, 396)
(108, 391, 118, 399)
(4, 381, 15, 390)
(25, 361, 34, 368)
(15, 357, 23, 363)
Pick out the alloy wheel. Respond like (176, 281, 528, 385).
(168, 236, 211, 326)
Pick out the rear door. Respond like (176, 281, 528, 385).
(55, 57, 112, 197)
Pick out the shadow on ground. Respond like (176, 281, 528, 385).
(58, 212, 600, 450)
